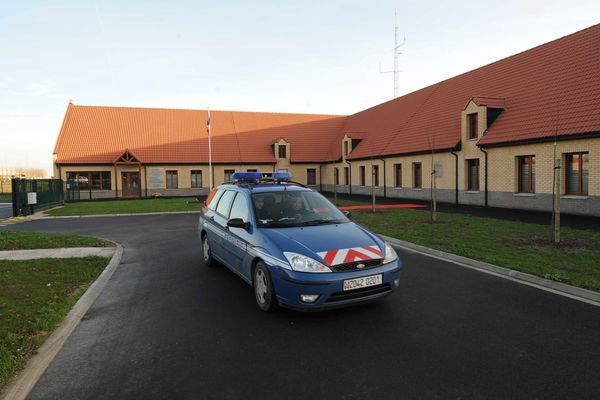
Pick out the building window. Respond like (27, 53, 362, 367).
(224, 169, 235, 182)
(307, 168, 317, 185)
(166, 170, 178, 189)
(566, 152, 589, 195)
(359, 166, 366, 186)
(466, 159, 480, 191)
(102, 173, 111, 190)
(66, 171, 112, 190)
(394, 164, 402, 187)
(467, 113, 478, 139)
(373, 165, 379, 187)
(344, 167, 349, 185)
(191, 170, 202, 188)
(517, 156, 535, 193)
(413, 163, 422, 188)
(344, 141, 349, 156)
(278, 145, 287, 159)
(334, 168, 339, 185)
(247, 169, 257, 172)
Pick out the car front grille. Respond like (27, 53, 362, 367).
(330, 258, 383, 272)
(325, 283, 391, 303)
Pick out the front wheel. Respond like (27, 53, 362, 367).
(201, 234, 215, 267)
(254, 262, 278, 311)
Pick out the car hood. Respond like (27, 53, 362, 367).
(259, 222, 384, 266)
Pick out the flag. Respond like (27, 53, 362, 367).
(207, 109, 211, 134)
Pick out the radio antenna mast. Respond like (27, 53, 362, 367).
(379, 9, 405, 98)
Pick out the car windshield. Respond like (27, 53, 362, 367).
(251, 191, 349, 228)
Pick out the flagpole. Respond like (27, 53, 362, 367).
(207, 108, 212, 191)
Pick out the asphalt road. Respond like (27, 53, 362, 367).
(3, 215, 599, 399)
(0, 202, 12, 219)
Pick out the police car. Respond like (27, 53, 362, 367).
(198, 171, 403, 311)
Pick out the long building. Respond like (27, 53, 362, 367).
(53, 24, 600, 216)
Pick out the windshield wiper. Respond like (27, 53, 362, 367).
(296, 219, 343, 226)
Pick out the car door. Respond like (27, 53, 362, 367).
(224, 192, 252, 275)
(203, 189, 225, 261)
(211, 189, 236, 265)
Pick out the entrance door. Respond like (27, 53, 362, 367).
(121, 172, 140, 197)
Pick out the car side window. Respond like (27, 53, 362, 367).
(216, 190, 236, 216)
(208, 189, 224, 210)
(229, 193, 250, 222)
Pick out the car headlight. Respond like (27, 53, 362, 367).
(383, 242, 398, 264)
(283, 252, 332, 273)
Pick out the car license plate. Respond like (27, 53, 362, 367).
(343, 274, 382, 291)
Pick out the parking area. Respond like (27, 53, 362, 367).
(2, 214, 599, 399)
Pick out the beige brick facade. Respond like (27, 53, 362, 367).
(55, 108, 599, 215)
(487, 138, 600, 196)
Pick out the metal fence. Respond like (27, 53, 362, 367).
(11, 178, 64, 216)
(65, 179, 81, 202)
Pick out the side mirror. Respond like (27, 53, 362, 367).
(227, 218, 250, 229)
(342, 210, 351, 218)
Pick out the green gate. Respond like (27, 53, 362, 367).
(11, 179, 64, 216)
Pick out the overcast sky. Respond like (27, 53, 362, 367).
(1, 0, 599, 176)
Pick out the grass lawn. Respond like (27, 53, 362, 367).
(0, 231, 112, 251)
(0, 256, 109, 389)
(350, 208, 600, 292)
(46, 197, 202, 216)
(0, 194, 11, 202)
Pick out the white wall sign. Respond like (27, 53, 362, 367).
(27, 192, 37, 204)
(434, 162, 443, 178)
(147, 167, 165, 189)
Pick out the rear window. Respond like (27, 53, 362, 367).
(216, 190, 236, 216)
(229, 193, 250, 222)
(208, 189, 224, 210)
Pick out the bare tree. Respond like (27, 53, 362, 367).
(551, 105, 561, 244)
(371, 156, 376, 213)
(428, 136, 437, 222)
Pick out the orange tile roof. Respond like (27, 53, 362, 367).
(465, 96, 506, 110)
(54, 24, 600, 164)
(346, 24, 600, 157)
(54, 105, 346, 164)
(478, 24, 600, 146)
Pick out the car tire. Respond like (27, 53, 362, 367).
(201, 234, 215, 267)
(253, 262, 278, 311)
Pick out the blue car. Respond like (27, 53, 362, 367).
(198, 172, 404, 311)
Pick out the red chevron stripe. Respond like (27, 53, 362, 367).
(323, 250, 338, 265)
(343, 248, 372, 263)
(363, 245, 383, 257)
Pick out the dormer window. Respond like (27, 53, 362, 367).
(344, 141, 349, 156)
(467, 113, 478, 139)
(278, 145, 287, 159)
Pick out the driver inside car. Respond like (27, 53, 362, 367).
(253, 195, 269, 221)
(287, 195, 310, 220)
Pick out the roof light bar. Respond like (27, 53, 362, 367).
(272, 172, 292, 181)
(232, 172, 262, 182)
(231, 171, 293, 183)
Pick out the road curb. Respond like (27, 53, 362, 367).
(34, 210, 201, 219)
(0, 247, 116, 260)
(0, 243, 124, 400)
(381, 235, 600, 308)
